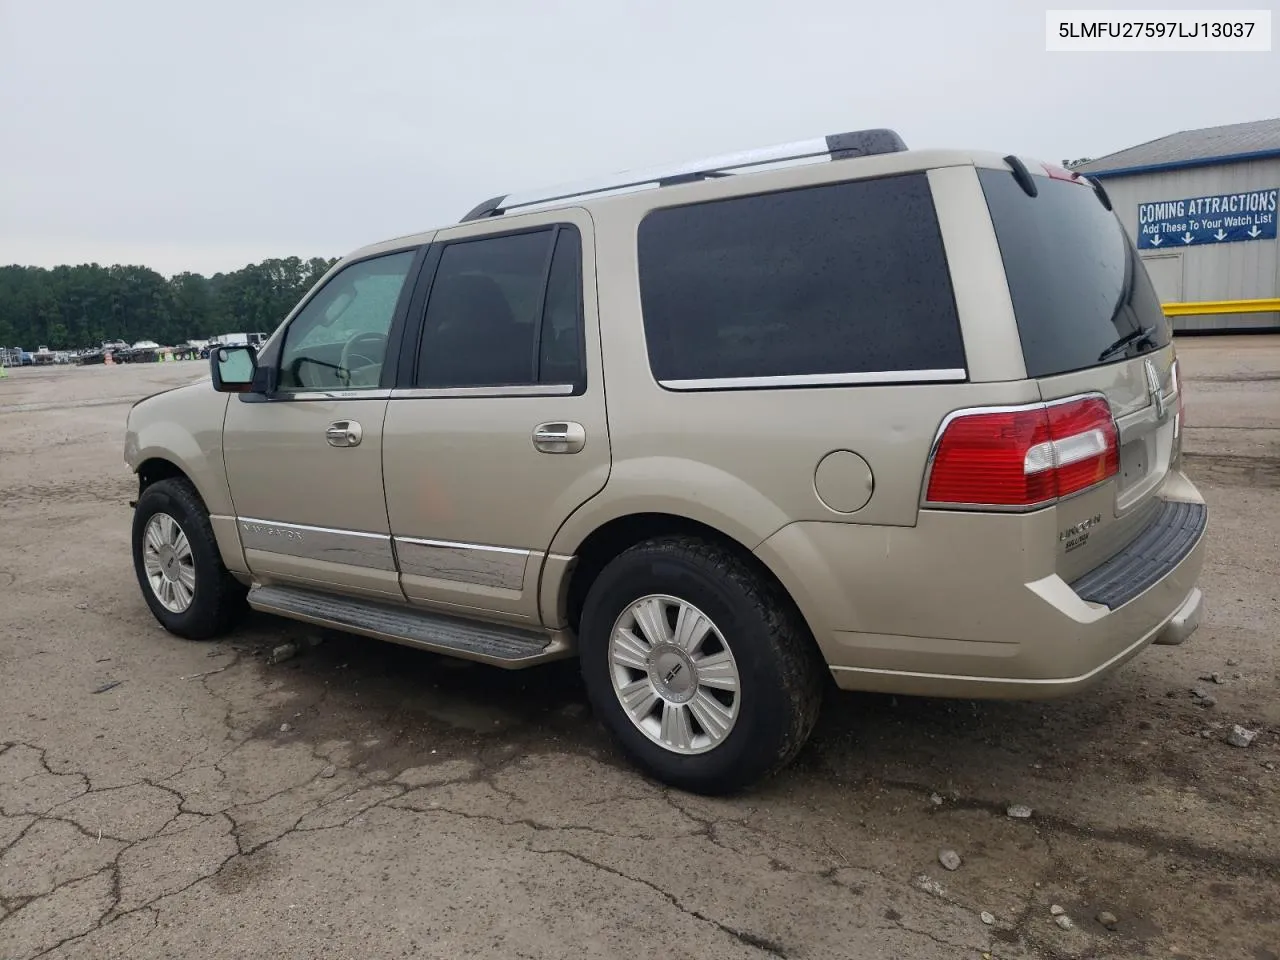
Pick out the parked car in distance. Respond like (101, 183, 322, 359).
(116, 340, 161, 364)
(202, 333, 268, 359)
(202, 335, 239, 359)
(174, 340, 207, 360)
(86, 340, 130, 363)
(124, 128, 1206, 794)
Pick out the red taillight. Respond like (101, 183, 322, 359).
(1044, 397, 1120, 496)
(925, 407, 1055, 507)
(926, 396, 1118, 508)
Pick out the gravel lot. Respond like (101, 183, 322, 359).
(1, 339, 1277, 960)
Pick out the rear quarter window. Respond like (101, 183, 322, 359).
(637, 174, 965, 386)
(978, 168, 1171, 378)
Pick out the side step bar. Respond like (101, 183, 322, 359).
(248, 585, 574, 669)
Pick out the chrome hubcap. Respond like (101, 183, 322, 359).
(608, 594, 741, 755)
(142, 512, 195, 613)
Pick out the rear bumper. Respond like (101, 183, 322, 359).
(1152, 586, 1203, 647)
(754, 472, 1207, 700)
(824, 584, 1204, 698)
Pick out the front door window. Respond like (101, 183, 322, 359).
(278, 250, 417, 391)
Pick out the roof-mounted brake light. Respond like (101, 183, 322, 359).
(1040, 161, 1112, 208)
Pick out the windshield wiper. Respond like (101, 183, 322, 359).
(1097, 324, 1156, 362)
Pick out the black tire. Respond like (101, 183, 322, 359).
(579, 536, 825, 795)
(131, 477, 247, 640)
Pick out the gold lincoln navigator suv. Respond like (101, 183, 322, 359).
(125, 128, 1207, 793)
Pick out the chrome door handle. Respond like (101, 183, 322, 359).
(532, 421, 586, 454)
(325, 420, 363, 448)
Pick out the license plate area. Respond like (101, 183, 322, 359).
(1119, 438, 1149, 491)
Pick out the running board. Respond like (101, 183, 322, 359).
(248, 585, 572, 668)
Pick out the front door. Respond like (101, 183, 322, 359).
(381, 211, 610, 622)
(222, 247, 422, 599)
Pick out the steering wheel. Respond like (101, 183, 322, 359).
(339, 331, 387, 388)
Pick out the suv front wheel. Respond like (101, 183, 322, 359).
(131, 478, 246, 639)
(579, 536, 825, 794)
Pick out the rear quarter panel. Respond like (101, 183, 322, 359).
(552, 159, 1036, 557)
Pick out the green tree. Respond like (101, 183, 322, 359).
(0, 255, 337, 350)
(169, 272, 214, 340)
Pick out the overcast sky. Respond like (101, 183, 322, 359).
(1, 0, 1276, 276)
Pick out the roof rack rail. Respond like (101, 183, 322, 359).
(458, 128, 907, 222)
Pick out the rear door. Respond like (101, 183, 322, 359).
(978, 165, 1181, 580)
(381, 209, 610, 623)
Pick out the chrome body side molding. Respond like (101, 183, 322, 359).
(394, 536, 531, 591)
(237, 518, 396, 571)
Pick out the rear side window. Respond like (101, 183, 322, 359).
(978, 169, 1171, 379)
(637, 174, 965, 386)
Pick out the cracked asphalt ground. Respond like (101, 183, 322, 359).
(1, 338, 1277, 960)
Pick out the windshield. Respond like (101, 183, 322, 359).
(978, 168, 1170, 378)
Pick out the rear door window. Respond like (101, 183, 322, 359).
(415, 226, 584, 389)
(538, 228, 585, 387)
(978, 168, 1170, 378)
(636, 174, 965, 386)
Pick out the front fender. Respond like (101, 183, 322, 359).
(125, 385, 233, 516)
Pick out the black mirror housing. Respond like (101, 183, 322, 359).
(210, 345, 259, 393)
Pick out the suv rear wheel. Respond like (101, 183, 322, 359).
(578, 536, 825, 794)
(131, 478, 246, 639)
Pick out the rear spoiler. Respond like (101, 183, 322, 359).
(1002, 155, 1113, 211)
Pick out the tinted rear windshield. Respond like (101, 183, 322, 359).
(637, 173, 965, 385)
(979, 168, 1170, 379)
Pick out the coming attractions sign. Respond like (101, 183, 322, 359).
(1137, 187, 1277, 249)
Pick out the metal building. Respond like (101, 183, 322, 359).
(1077, 118, 1279, 332)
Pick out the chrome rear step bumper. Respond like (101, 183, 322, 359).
(1152, 586, 1204, 647)
(1069, 500, 1208, 609)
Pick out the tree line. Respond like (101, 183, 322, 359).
(0, 256, 338, 350)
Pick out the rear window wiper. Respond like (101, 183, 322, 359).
(1097, 324, 1156, 362)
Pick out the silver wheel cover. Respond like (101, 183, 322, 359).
(142, 512, 196, 613)
(608, 594, 741, 755)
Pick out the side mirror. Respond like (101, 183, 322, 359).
(210, 345, 258, 393)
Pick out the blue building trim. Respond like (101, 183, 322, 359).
(1088, 148, 1280, 179)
